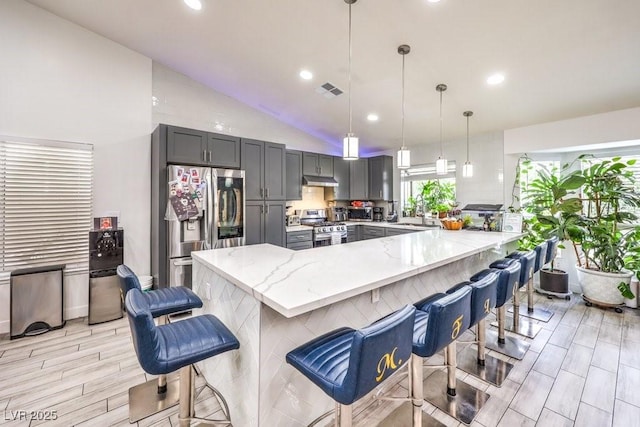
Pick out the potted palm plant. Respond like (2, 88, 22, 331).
(520, 156, 640, 310)
(420, 180, 455, 218)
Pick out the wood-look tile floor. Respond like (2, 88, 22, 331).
(1, 292, 640, 426)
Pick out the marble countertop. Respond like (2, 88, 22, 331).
(192, 229, 520, 318)
(285, 225, 313, 233)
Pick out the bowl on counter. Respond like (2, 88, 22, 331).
(440, 219, 463, 230)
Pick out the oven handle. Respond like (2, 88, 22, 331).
(172, 258, 193, 266)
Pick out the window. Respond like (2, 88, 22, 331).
(0, 137, 93, 285)
(400, 161, 456, 216)
(518, 159, 561, 208)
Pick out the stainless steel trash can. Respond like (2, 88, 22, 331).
(10, 265, 66, 339)
(88, 268, 123, 325)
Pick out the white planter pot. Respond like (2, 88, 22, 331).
(626, 277, 639, 309)
(576, 266, 632, 306)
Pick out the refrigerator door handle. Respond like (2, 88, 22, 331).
(207, 169, 214, 249)
(172, 258, 193, 266)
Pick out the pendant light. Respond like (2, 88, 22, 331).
(397, 45, 411, 169)
(435, 83, 448, 175)
(462, 110, 474, 178)
(342, 0, 359, 160)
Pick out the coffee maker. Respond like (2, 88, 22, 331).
(386, 201, 398, 222)
(372, 207, 384, 222)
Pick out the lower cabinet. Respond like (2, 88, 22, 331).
(361, 226, 385, 240)
(385, 228, 416, 236)
(245, 201, 286, 247)
(286, 230, 313, 250)
(347, 225, 359, 243)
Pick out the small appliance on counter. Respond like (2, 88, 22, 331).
(372, 207, 385, 222)
(460, 204, 504, 231)
(286, 214, 301, 227)
(347, 206, 373, 222)
(386, 201, 398, 222)
(328, 206, 348, 222)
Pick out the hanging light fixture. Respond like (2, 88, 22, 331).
(462, 110, 474, 178)
(342, 0, 359, 160)
(397, 45, 411, 169)
(435, 83, 448, 175)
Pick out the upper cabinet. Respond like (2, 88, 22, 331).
(285, 150, 303, 201)
(349, 158, 369, 200)
(369, 155, 394, 201)
(302, 152, 334, 177)
(241, 138, 286, 201)
(166, 125, 240, 168)
(330, 156, 351, 201)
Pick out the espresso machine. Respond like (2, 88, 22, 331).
(372, 207, 384, 222)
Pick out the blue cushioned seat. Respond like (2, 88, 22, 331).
(473, 258, 521, 308)
(117, 264, 202, 317)
(506, 251, 536, 288)
(412, 287, 472, 358)
(533, 241, 548, 273)
(125, 288, 239, 376)
(449, 273, 498, 326)
(286, 305, 415, 406)
(545, 236, 559, 265)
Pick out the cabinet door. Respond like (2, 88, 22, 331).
(265, 201, 286, 247)
(302, 152, 319, 175)
(332, 157, 350, 200)
(318, 155, 334, 177)
(208, 133, 240, 168)
(264, 142, 286, 200)
(350, 158, 369, 200)
(285, 150, 303, 200)
(241, 139, 264, 200)
(369, 155, 393, 201)
(245, 201, 265, 245)
(166, 126, 208, 165)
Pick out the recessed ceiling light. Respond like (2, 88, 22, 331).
(367, 113, 379, 122)
(184, 0, 202, 11)
(299, 70, 313, 80)
(487, 73, 505, 85)
(427, 0, 441, 3)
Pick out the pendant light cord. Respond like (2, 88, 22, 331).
(466, 115, 470, 162)
(348, 3, 353, 135)
(439, 89, 443, 157)
(401, 53, 405, 148)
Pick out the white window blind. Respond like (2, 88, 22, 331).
(0, 138, 93, 278)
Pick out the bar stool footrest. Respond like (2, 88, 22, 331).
(507, 304, 554, 322)
(484, 329, 529, 360)
(128, 375, 180, 422)
(423, 370, 490, 425)
(457, 345, 514, 387)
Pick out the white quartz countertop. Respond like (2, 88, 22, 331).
(192, 229, 520, 318)
(285, 225, 313, 233)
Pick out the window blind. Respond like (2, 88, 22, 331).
(0, 138, 93, 280)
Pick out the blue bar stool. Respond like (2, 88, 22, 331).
(412, 286, 487, 426)
(510, 242, 554, 322)
(117, 264, 203, 422)
(125, 288, 239, 427)
(286, 305, 416, 427)
(545, 236, 559, 265)
(504, 250, 541, 338)
(454, 272, 514, 387)
(473, 258, 529, 359)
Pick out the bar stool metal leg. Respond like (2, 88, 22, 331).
(502, 279, 543, 338)
(486, 305, 530, 360)
(458, 319, 515, 386)
(178, 365, 193, 427)
(509, 276, 555, 321)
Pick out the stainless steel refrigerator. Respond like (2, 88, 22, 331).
(166, 166, 245, 288)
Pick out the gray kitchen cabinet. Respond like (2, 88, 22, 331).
(369, 155, 394, 201)
(349, 158, 369, 200)
(361, 225, 385, 240)
(286, 229, 313, 250)
(286, 150, 303, 200)
(166, 125, 240, 168)
(332, 156, 350, 200)
(346, 224, 359, 242)
(385, 227, 417, 236)
(303, 152, 334, 177)
(245, 200, 286, 247)
(242, 138, 286, 201)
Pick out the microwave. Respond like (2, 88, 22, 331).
(347, 206, 373, 222)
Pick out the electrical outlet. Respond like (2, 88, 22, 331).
(371, 288, 380, 303)
(204, 282, 211, 301)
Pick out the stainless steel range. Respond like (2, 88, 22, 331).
(299, 209, 347, 247)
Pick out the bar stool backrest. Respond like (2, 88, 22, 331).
(125, 288, 164, 375)
(117, 264, 141, 296)
(420, 287, 472, 357)
(506, 251, 536, 287)
(466, 272, 499, 326)
(534, 241, 549, 272)
(482, 258, 522, 307)
(339, 304, 416, 404)
(545, 236, 560, 265)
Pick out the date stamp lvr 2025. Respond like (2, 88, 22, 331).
(3, 410, 58, 421)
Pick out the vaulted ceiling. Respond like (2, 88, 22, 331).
(29, 0, 640, 153)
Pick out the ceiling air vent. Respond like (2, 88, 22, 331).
(316, 82, 343, 98)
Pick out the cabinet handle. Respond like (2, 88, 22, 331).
(208, 151, 212, 162)
(266, 204, 270, 215)
(296, 235, 306, 240)
(319, 167, 322, 175)
(260, 188, 264, 198)
(203, 150, 207, 161)
(265, 188, 269, 199)
(260, 205, 264, 214)
(379, 190, 382, 198)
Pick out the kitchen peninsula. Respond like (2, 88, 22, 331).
(191, 229, 520, 426)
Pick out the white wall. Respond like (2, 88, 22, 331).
(0, 0, 152, 332)
(152, 63, 330, 152)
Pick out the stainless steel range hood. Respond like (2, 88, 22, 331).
(302, 175, 339, 187)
